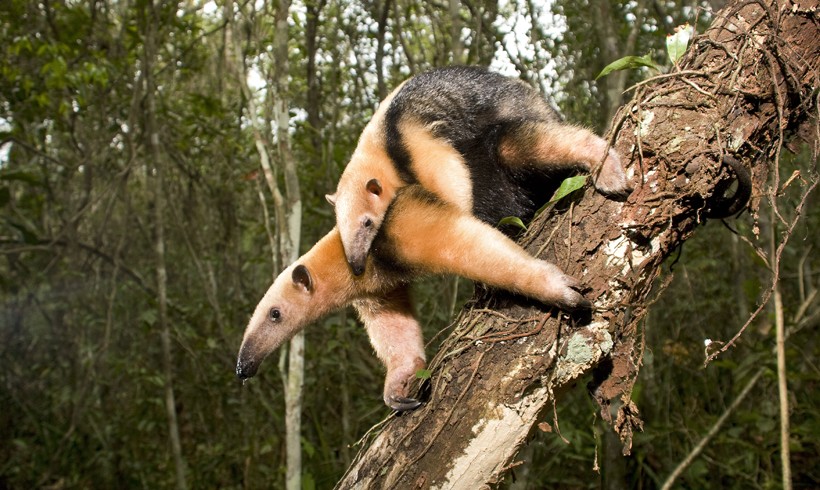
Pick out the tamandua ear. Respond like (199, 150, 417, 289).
(325, 193, 336, 207)
(291, 264, 313, 293)
(366, 178, 382, 196)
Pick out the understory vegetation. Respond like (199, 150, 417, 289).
(1, 0, 817, 488)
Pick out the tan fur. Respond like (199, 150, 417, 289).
(387, 191, 584, 307)
(399, 120, 473, 212)
(330, 85, 407, 272)
(237, 186, 586, 410)
(498, 121, 628, 195)
(354, 286, 425, 410)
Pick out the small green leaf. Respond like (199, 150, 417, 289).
(498, 216, 527, 231)
(549, 175, 588, 202)
(596, 54, 660, 80)
(666, 23, 693, 64)
(140, 309, 157, 327)
(415, 369, 432, 380)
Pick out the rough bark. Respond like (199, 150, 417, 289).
(337, 1, 820, 488)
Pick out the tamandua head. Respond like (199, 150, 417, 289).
(326, 175, 393, 276)
(236, 264, 316, 380)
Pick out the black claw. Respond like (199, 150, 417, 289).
(575, 297, 593, 311)
(388, 396, 422, 412)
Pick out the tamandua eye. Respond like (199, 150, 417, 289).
(269, 308, 281, 322)
(363, 218, 373, 228)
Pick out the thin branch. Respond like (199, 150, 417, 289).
(660, 368, 764, 490)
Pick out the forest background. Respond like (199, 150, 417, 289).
(1, 0, 818, 489)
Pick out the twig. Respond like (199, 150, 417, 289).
(660, 369, 763, 490)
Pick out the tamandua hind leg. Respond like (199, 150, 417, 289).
(389, 197, 591, 310)
(353, 285, 425, 412)
(498, 120, 632, 198)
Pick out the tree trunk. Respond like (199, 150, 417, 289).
(336, 1, 819, 487)
(269, 2, 304, 489)
(141, 2, 187, 489)
(449, 0, 463, 64)
(226, 0, 302, 487)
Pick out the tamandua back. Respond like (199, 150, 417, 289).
(327, 66, 632, 275)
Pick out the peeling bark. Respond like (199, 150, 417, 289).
(337, 1, 820, 488)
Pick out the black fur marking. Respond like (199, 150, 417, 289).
(384, 105, 417, 185)
(382, 66, 563, 231)
(705, 155, 752, 219)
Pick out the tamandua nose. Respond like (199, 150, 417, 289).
(236, 358, 258, 380)
(349, 260, 366, 276)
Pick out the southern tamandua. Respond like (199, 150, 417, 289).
(325, 66, 632, 275)
(236, 186, 589, 411)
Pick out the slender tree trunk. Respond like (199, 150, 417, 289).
(226, 0, 302, 487)
(661, 369, 764, 490)
(141, 2, 187, 489)
(269, 2, 304, 489)
(591, 0, 645, 130)
(772, 205, 792, 490)
(337, 1, 820, 487)
(375, 0, 392, 101)
(449, 0, 463, 64)
(305, 0, 326, 158)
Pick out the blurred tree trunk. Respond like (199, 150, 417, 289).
(305, 0, 326, 158)
(374, 0, 392, 101)
(336, 0, 819, 487)
(226, 0, 303, 487)
(140, 2, 187, 489)
(590, 0, 643, 129)
(271, 2, 305, 489)
(449, 0, 463, 64)
(771, 205, 792, 490)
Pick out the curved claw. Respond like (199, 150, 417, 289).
(386, 396, 422, 412)
(566, 293, 593, 311)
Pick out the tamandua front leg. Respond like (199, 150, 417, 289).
(383, 189, 591, 310)
(499, 120, 632, 198)
(353, 285, 426, 412)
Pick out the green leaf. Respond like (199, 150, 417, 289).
(666, 23, 693, 64)
(415, 369, 432, 380)
(596, 54, 660, 80)
(498, 216, 527, 231)
(140, 309, 157, 327)
(549, 175, 588, 202)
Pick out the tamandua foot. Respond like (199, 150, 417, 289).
(592, 147, 632, 199)
(542, 262, 592, 311)
(383, 355, 425, 412)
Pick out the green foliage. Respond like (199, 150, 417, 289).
(596, 54, 661, 80)
(1, 1, 818, 489)
(550, 175, 588, 202)
(498, 216, 528, 231)
(666, 23, 694, 63)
